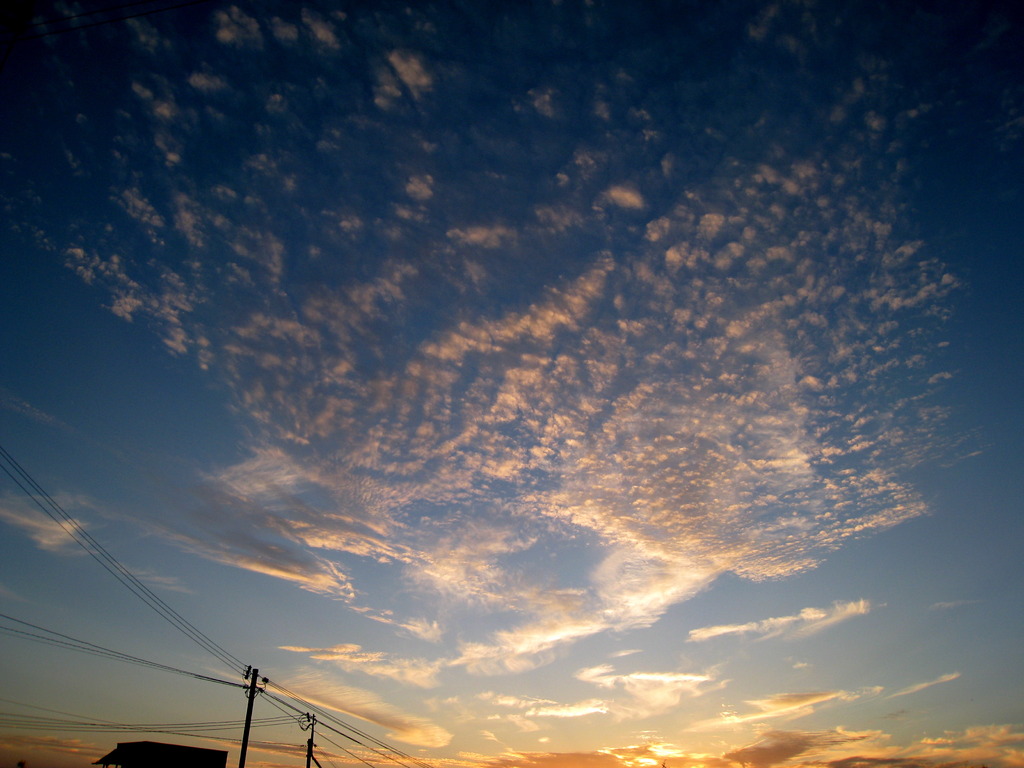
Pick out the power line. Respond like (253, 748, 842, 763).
(258, 692, 311, 727)
(0, 696, 296, 742)
(248, 697, 378, 768)
(263, 684, 437, 768)
(0, 713, 296, 733)
(317, 731, 382, 768)
(0, 612, 244, 689)
(1, 0, 218, 76)
(22, 0, 208, 30)
(261, 691, 394, 768)
(0, 453, 444, 768)
(0, 442, 245, 676)
(2, 0, 216, 42)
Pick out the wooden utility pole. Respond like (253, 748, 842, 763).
(304, 712, 323, 768)
(238, 666, 260, 768)
(305, 713, 316, 768)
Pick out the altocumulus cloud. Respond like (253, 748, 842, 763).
(53, 0, 962, 679)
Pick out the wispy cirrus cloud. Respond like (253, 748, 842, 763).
(524, 700, 609, 719)
(0, 388, 69, 430)
(576, 665, 716, 719)
(0, 495, 84, 554)
(887, 672, 961, 699)
(687, 600, 872, 642)
(279, 643, 443, 688)
(929, 600, 979, 611)
(693, 689, 882, 730)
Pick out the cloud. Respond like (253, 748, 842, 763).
(0, 496, 84, 554)
(80, 206, 943, 666)
(266, 670, 452, 747)
(187, 71, 228, 93)
(725, 730, 869, 768)
(397, 617, 444, 642)
(0, 734, 100, 762)
(744, 691, 847, 716)
(125, 567, 191, 594)
(0, 388, 69, 430)
(688, 600, 872, 642)
(591, 548, 717, 630)
(166, 510, 350, 596)
(576, 665, 715, 719)
(387, 50, 432, 100)
(409, 517, 540, 607)
(63, 247, 194, 353)
(214, 6, 263, 48)
(472, 729, 902, 768)
(406, 175, 434, 201)
(446, 224, 516, 248)
(482, 751, 629, 768)
(929, 600, 978, 611)
(887, 673, 961, 699)
(301, 9, 340, 50)
(454, 608, 608, 675)
(693, 690, 877, 730)
(525, 700, 609, 718)
(280, 643, 443, 687)
(270, 16, 299, 43)
(53, 0, 963, 683)
(480, 691, 556, 708)
(601, 185, 646, 210)
(529, 87, 559, 118)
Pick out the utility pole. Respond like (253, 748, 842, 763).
(304, 713, 322, 768)
(305, 713, 316, 768)
(238, 666, 262, 768)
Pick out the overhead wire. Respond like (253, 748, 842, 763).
(21, 0, 210, 30)
(261, 691, 391, 768)
(0, 442, 245, 676)
(0, 695, 294, 738)
(0, 612, 244, 689)
(263, 683, 437, 768)
(317, 731, 382, 768)
(0, 697, 306, 761)
(1, 0, 217, 76)
(0, 450, 445, 766)
(259, 691, 312, 727)
(0, 713, 296, 733)
(0, 9, 450, 766)
(4, 0, 216, 42)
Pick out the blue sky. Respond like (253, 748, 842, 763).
(1, 2, 1022, 768)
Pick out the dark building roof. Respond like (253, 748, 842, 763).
(93, 740, 228, 767)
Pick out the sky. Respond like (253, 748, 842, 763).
(1, 1, 1022, 767)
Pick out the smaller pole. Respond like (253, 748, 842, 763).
(305, 713, 316, 768)
(238, 667, 259, 768)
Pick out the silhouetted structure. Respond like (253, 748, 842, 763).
(93, 740, 227, 767)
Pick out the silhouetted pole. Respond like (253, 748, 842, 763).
(238, 666, 260, 768)
(305, 713, 316, 768)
